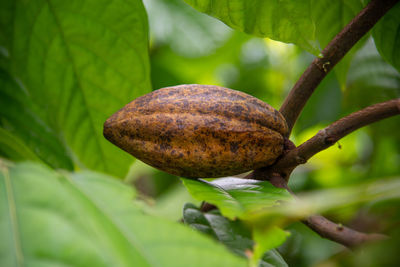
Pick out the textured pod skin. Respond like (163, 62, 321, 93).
(104, 84, 288, 178)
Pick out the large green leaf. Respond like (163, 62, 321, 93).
(373, 2, 400, 73)
(184, 0, 364, 56)
(0, 0, 151, 176)
(0, 160, 246, 267)
(184, 0, 319, 54)
(182, 178, 293, 220)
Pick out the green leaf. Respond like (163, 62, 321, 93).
(182, 178, 293, 220)
(184, 0, 364, 56)
(184, 0, 319, 54)
(0, 127, 42, 163)
(145, 0, 232, 57)
(311, 0, 363, 49)
(0, 67, 74, 169)
(0, 0, 152, 176)
(183, 203, 253, 257)
(183, 203, 288, 267)
(373, 2, 400, 73)
(0, 160, 247, 267)
(259, 249, 288, 267)
(252, 227, 290, 266)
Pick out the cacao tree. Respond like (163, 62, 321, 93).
(1, 0, 399, 266)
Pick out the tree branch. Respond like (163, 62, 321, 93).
(252, 175, 387, 248)
(274, 99, 400, 176)
(303, 215, 387, 248)
(279, 0, 399, 135)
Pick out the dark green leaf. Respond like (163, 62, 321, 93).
(183, 203, 288, 267)
(0, 127, 42, 163)
(183, 203, 253, 257)
(0, 160, 246, 267)
(0, 68, 74, 169)
(259, 249, 288, 267)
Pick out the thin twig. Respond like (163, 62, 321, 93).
(274, 99, 400, 176)
(251, 175, 387, 248)
(279, 0, 399, 135)
(303, 215, 387, 248)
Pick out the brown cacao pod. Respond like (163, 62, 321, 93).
(103, 84, 288, 178)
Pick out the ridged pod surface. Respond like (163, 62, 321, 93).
(104, 84, 288, 178)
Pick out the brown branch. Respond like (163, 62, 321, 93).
(274, 99, 400, 176)
(303, 215, 387, 248)
(279, 0, 399, 136)
(251, 175, 387, 248)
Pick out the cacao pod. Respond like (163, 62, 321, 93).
(103, 84, 288, 178)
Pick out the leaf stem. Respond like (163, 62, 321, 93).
(279, 0, 399, 135)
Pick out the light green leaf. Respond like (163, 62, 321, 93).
(184, 0, 364, 56)
(311, 0, 363, 49)
(144, 0, 232, 57)
(0, 160, 247, 267)
(184, 0, 319, 54)
(373, 2, 400, 73)
(1, 0, 152, 176)
(252, 227, 290, 266)
(182, 177, 293, 220)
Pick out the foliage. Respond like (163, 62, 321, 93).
(182, 178, 292, 220)
(0, 160, 246, 267)
(1, 0, 399, 266)
(0, 0, 151, 177)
